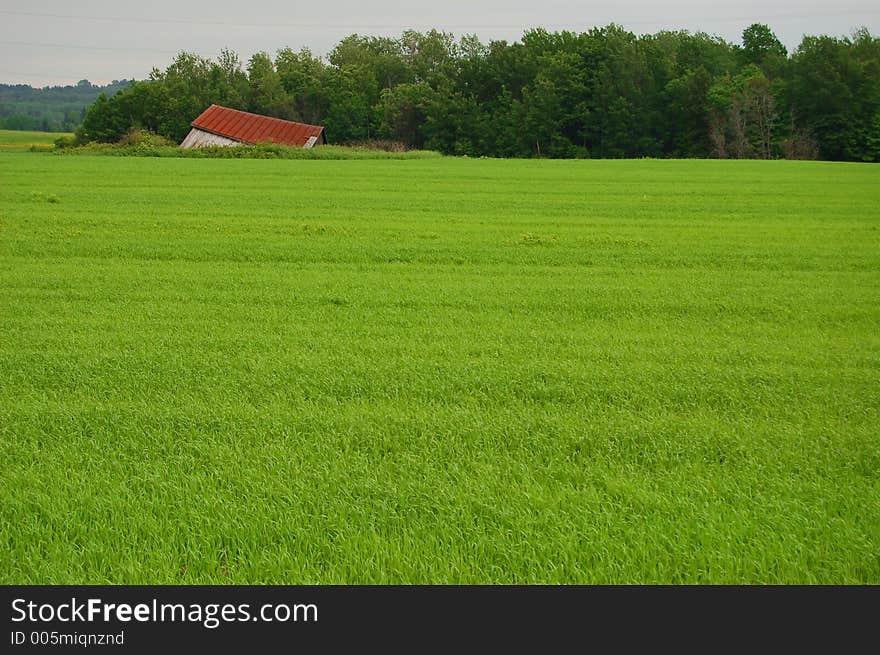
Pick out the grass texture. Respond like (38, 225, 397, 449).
(0, 151, 878, 583)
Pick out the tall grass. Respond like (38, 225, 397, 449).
(0, 153, 878, 584)
(56, 141, 443, 160)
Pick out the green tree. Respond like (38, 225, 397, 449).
(380, 82, 433, 148)
(77, 92, 127, 142)
(67, 25, 879, 160)
(790, 30, 880, 160)
(741, 24, 787, 66)
(246, 52, 292, 119)
(275, 48, 329, 125)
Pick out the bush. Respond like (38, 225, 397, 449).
(117, 129, 174, 147)
(348, 140, 410, 152)
(780, 133, 819, 160)
(53, 135, 78, 149)
(54, 142, 443, 160)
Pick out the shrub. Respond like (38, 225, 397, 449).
(53, 135, 78, 149)
(117, 129, 175, 147)
(54, 142, 443, 160)
(348, 140, 410, 152)
(780, 133, 819, 160)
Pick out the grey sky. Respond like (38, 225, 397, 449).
(2, 0, 878, 86)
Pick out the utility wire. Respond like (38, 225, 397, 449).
(0, 40, 193, 55)
(1, 8, 878, 31)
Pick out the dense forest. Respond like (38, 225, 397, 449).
(0, 79, 131, 132)
(75, 24, 880, 160)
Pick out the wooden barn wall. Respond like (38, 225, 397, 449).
(180, 128, 242, 148)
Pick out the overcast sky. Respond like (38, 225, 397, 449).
(2, 0, 878, 86)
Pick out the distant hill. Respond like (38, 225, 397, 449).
(0, 79, 132, 132)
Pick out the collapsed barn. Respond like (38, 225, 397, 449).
(180, 104, 326, 149)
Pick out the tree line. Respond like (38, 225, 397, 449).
(0, 79, 131, 132)
(77, 24, 880, 161)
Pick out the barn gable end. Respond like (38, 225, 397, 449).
(180, 128, 242, 148)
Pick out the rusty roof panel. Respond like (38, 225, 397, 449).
(190, 105, 324, 147)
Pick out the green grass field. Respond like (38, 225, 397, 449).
(1, 149, 878, 583)
(0, 129, 71, 152)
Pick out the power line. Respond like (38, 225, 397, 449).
(0, 8, 878, 31)
(0, 68, 97, 76)
(1, 9, 876, 65)
(0, 40, 190, 55)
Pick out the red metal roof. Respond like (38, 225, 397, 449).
(191, 105, 324, 147)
